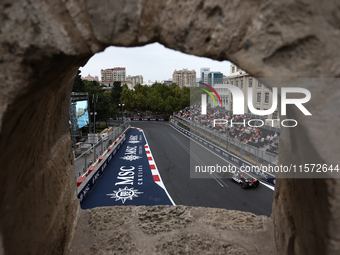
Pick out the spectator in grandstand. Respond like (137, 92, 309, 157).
(177, 103, 280, 151)
(274, 132, 278, 140)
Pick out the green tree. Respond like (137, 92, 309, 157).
(120, 87, 135, 111)
(109, 103, 118, 119)
(96, 93, 111, 124)
(134, 93, 146, 111)
(72, 70, 86, 92)
(118, 82, 192, 116)
(111, 81, 122, 105)
(134, 83, 149, 97)
(83, 80, 112, 125)
(190, 86, 205, 105)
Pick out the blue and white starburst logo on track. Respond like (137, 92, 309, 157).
(121, 155, 142, 161)
(106, 186, 143, 204)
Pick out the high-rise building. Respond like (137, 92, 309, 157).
(199, 68, 224, 87)
(126, 75, 143, 87)
(207, 71, 223, 87)
(172, 69, 196, 88)
(200, 67, 210, 84)
(101, 67, 126, 87)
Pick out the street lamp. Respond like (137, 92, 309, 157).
(92, 94, 98, 133)
(90, 111, 97, 133)
(118, 103, 125, 123)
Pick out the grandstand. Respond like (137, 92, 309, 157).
(177, 103, 280, 155)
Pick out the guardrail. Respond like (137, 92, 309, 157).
(77, 132, 128, 203)
(171, 120, 276, 186)
(173, 115, 278, 167)
(74, 120, 130, 177)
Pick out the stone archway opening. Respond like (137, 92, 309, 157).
(1, 0, 340, 254)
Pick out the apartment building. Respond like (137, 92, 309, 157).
(101, 67, 126, 87)
(81, 74, 99, 82)
(172, 69, 196, 88)
(126, 75, 143, 87)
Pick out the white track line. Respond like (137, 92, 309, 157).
(169, 132, 228, 188)
(134, 127, 176, 205)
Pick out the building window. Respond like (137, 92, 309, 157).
(265, 92, 269, 103)
(232, 66, 235, 73)
(241, 79, 243, 89)
(249, 78, 252, 87)
(257, 93, 261, 102)
(236, 80, 238, 87)
(258, 81, 262, 87)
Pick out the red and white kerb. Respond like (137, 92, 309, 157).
(143, 143, 175, 205)
(131, 126, 175, 205)
(144, 144, 162, 184)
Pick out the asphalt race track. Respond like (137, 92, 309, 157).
(132, 122, 274, 216)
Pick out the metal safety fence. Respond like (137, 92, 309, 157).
(173, 115, 278, 167)
(74, 120, 130, 177)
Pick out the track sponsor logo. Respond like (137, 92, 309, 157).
(106, 186, 143, 204)
(80, 127, 174, 208)
(120, 145, 142, 161)
(121, 155, 142, 161)
(127, 135, 140, 144)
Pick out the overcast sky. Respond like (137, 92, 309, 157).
(79, 42, 231, 82)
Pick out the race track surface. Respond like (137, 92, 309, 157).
(132, 122, 274, 216)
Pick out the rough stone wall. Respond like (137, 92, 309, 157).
(1, 0, 340, 254)
(68, 206, 275, 255)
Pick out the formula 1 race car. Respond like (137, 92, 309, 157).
(230, 172, 260, 189)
